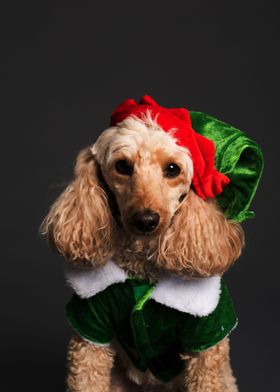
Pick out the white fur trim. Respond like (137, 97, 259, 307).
(151, 275, 221, 317)
(65, 260, 127, 299)
(79, 335, 111, 347)
(65, 261, 221, 316)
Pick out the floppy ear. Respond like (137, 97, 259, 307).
(158, 191, 244, 276)
(41, 147, 115, 264)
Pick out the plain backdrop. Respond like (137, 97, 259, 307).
(1, 1, 279, 391)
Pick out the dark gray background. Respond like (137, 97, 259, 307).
(1, 1, 278, 391)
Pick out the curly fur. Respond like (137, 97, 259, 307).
(42, 114, 244, 391)
(41, 148, 116, 264)
(67, 336, 236, 392)
(183, 338, 237, 392)
(67, 335, 115, 392)
(114, 191, 243, 281)
(155, 191, 244, 277)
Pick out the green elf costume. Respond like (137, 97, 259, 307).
(66, 96, 263, 383)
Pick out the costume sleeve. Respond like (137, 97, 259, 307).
(181, 280, 238, 353)
(66, 292, 114, 345)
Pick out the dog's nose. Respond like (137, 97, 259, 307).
(131, 210, 160, 232)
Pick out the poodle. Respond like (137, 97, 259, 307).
(41, 98, 245, 392)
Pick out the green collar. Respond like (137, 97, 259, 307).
(65, 260, 221, 317)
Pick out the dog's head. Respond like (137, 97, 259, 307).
(92, 113, 193, 238)
(41, 112, 244, 276)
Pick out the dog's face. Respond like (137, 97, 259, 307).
(42, 112, 244, 275)
(92, 115, 193, 238)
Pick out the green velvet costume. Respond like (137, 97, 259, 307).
(66, 269, 237, 382)
(65, 111, 263, 383)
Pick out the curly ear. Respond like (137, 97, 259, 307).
(157, 191, 244, 276)
(41, 147, 115, 264)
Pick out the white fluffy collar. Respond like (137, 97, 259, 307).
(65, 260, 221, 317)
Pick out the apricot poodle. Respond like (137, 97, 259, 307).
(42, 105, 245, 391)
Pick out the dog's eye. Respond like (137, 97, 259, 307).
(115, 160, 133, 175)
(164, 163, 181, 178)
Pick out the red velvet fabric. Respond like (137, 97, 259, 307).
(110, 95, 230, 199)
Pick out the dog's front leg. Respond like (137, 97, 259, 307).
(67, 335, 115, 392)
(183, 338, 238, 392)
